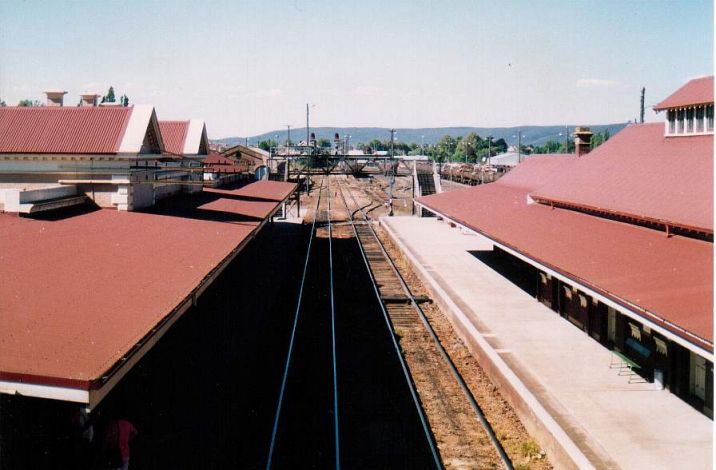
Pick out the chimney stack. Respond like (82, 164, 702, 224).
(43, 90, 67, 107)
(80, 93, 101, 107)
(574, 126, 593, 157)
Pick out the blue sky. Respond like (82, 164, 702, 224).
(0, 0, 712, 137)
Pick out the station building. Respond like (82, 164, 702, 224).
(0, 91, 205, 213)
(417, 76, 714, 416)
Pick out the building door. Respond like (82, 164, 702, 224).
(607, 307, 616, 345)
(589, 301, 607, 343)
(693, 354, 707, 401)
(538, 273, 554, 309)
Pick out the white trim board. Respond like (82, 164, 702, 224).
(183, 119, 206, 155)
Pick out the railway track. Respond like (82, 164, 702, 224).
(266, 176, 440, 469)
(335, 177, 514, 470)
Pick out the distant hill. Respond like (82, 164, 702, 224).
(213, 123, 629, 147)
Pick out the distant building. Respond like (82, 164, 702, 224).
(418, 76, 714, 416)
(221, 144, 270, 179)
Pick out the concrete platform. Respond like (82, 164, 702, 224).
(381, 216, 713, 470)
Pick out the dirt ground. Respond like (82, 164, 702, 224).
(299, 174, 552, 469)
(377, 229, 551, 470)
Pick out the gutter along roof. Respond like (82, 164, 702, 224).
(418, 155, 713, 353)
(0, 180, 296, 404)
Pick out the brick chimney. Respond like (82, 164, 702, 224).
(574, 126, 593, 157)
(43, 90, 67, 107)
(80, 93, 100, 107)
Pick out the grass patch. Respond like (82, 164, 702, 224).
(520, 440, 541, 458)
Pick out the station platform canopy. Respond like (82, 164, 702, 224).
(418, 146, 713, 357)
(0, 180, 296, 407)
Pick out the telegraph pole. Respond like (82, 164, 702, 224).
(487, 135, 492, 168)
(389, 129, 395, 216)
(640, 87, 645, 124)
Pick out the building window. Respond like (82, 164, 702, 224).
(677, 109, 685, 133)
(667, 109, 676, 133)
(707, 105, 714, 131)
(695, 106, 705, 132)
(686, 107, 694, 133)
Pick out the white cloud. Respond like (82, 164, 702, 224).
(576, 78, 621, 89)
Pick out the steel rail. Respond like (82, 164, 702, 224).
(326, 177, 342, 469)
(334, 179, 443, 469)
(266, 176, 326, 470)
(340, 179, 514, 470)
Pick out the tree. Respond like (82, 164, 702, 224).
(0, 99, 6, 107)
(590, 130, 610, 149)
(434, 135, 457, 162)
(532, 140, 561, 154)
(101, 86, 116, 103)
(120, 94, 129, 107)
(17, 99, 42, 107)
(258, 139, 278, 151)
(493, 138, 508, 154)
(317, 138, 331, 148)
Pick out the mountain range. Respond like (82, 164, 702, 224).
(212, 123, 629, 147)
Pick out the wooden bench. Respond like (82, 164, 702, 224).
(610, 350, 644, 383)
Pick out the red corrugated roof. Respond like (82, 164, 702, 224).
(0, 106, 133, 154)
(159, 120, 189, 155)
(419, 182, 713, 349)
(530, 123, 713, 233)
(495, 155, 577, 191)
(0, 180, 296, 390)
(654, 76, 714, 110)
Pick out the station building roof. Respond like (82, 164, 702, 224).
(418, 155, 713, 355)
(529, 123, 713, 234)
(653, 76, 714, 110)
(159, 119, 209, 156)
(0, 105, 165, 155)
(0, 180, 296, 405)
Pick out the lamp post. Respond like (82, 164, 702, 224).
(286, 125, 291, 147)
(513, 130, 522, 163)
(562, 125, 569, 153)
(306, 104, 315, 153)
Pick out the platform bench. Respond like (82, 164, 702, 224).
(610, 351, 644, 383)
